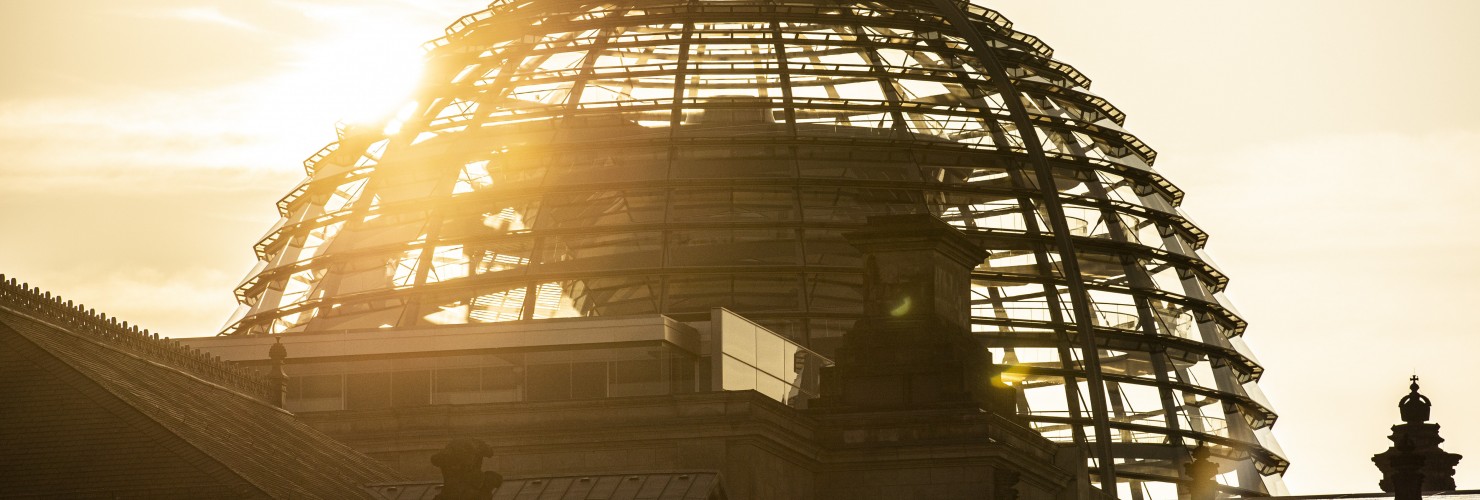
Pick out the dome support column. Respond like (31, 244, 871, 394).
(925, 0, 1118, 493)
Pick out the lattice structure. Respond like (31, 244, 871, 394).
(224, 1, 1287, 496)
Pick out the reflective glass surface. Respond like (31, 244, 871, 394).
(228, 1, 1285, 495)
(713, 308, 831, 408)
(282, 344, 694, 410)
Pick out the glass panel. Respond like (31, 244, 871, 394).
(529, 281, 582, 319)
(757, 373, 787, 402)
(755, 328, 785, 377)
(432, 366, 518, 405)
(670, 143, 792, 178)
(934, 195, 1029, 233)
(801, 230, 862, 268)
(391, 370, 431, 408)
(539, 231, 663, 273)
(286, 374, 344, 412)
(610, 358, 664, 397)
(300, 374, 343, 400)
(721, 313, 757, 366)
(526, 363, 572, 402)
(741, 279, 804, 313)
(795, 145, 920, 180)
(571, 362, 608, 399)
(667, 229, 800, 267)
(666, 274, 801, 312)
(721, 357, 757, 392)
(484, 366, 517, 393)
(804, 273, 863, 313)
(569, 276, 661, 316)
(470, 239, 535, 276)
(799, 187, 923, 222)
(670, 349, 696, 394)
(435, 368, 481, 393)
(545, 145, 668, 184)
(345, 372, 392, 410)
(539, 190, 665, 228)
(670, 189, 798, 222)
(469, 284, 529, 323)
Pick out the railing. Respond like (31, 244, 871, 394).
(302, 141, 339, 176)
(0, 275, 274, 402)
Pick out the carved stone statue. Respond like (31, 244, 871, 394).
(431, 438, 503, 500)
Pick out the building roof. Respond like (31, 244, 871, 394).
(1269, 492, 1480, 499)
(364, 472, 727, 500)
(0, 276, 405, 498)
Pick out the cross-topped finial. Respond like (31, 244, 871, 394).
(1399, 375, 1431, 424)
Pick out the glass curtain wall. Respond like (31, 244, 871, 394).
(224, 1, 1286, 496)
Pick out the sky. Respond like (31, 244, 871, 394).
(1, 0, 1477, 494)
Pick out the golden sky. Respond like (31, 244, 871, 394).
(2, 0, 1477, 493)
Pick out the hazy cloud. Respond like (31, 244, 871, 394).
(137, 5, 266, 32)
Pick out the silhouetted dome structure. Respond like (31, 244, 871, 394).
(1401, 376, 1432, 424)
(1375, 376, 1463, 494)
(223, 1, 1286, 495)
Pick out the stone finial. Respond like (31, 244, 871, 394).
(1184, 445, 1218, 500)
(1374, 376, 1462, 493)
(266, 338, 288, 408)
(1400, 376, 1431, 424)
(431, 438, 503, 500)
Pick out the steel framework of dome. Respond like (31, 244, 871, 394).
(224, 1, 1288, 496)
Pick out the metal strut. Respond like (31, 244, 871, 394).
(924, 0, 1120, 494)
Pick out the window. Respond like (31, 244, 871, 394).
(346, 372, 392, 410)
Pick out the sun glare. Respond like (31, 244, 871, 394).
(274, 11, 436, 133)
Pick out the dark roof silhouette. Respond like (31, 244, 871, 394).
(365, 472, 727, 500)
(1267, 492, 1480, 499)
(0, 277, 404, 498)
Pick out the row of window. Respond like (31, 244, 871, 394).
(284, 347, 695, 412)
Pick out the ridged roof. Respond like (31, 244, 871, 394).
(0, 277, 405, 498)
(366, 471, 726, 500)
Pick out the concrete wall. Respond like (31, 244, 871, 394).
(297, 390, 1088, 499)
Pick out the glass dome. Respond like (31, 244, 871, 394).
(224, 1, 1287, 496)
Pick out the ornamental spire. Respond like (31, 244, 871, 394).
(1400, 375, 1432, 424)
(1374, 376, 1462, 493)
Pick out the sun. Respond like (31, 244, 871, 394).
(267, 7, 443, 135)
